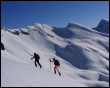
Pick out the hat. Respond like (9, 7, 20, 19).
(53, 58, 55, 61)
(34, 53, 36, 55)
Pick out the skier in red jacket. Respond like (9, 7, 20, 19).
(49, 58, 61, 76)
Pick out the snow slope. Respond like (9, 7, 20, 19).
(93, 19, 109, 34)
(1, 22, 109, 87)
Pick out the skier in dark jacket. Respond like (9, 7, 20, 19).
(49, 58, 61, 76)
(31, 53, 42, 68)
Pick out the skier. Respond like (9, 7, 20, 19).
(31, 53, 42, 68)
(49, 58, 61, 76)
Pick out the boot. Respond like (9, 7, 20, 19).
(59, 72, 61, 76)
(54, 71, 56, 74)
(40, 66, 42, 68)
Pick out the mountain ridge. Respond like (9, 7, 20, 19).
(1, 21, 109, 87)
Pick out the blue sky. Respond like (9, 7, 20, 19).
(1, 1, 109, 29)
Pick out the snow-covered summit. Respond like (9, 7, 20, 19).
(67, 22, 90, 29)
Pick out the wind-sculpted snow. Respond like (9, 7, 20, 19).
(1, 22, 109, 87)
(54, 44, 91, 70)
(52, 28, 74, 38)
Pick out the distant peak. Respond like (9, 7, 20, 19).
(100, 19, 109, 23)
(101, 19, 105, 21)
(98, 19, 109, 26)
(93, 19, 109, 34)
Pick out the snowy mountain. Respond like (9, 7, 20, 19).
(93, 19, 109, 34)
(1, 22, 109, 87)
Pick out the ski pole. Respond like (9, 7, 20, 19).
(26, 51, 33, 56)
(49, 59, 51, 71)
(56, 67, 61, 76)
(50, 61, 51, 71)
(31, 59, 35, 64)
(59, 66, 64, 77)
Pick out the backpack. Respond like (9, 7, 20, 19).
(34, 54, 40, 60)
(54, 60, 60, 66)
